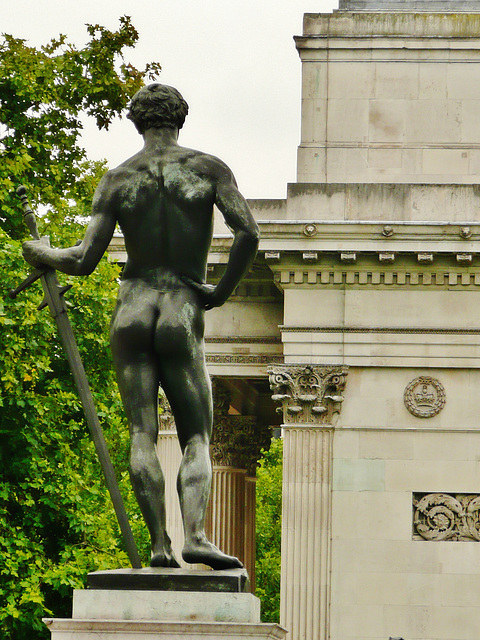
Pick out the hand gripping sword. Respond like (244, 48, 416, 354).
(11, 185, 142, 569)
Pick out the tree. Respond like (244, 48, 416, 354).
(0, 20, 159, 640)
(255, 437, 282, 623)
(0, 16, 161, 239)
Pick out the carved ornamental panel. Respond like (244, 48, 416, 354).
(413, 493, 480, 541)
(268, 365, 348, 425)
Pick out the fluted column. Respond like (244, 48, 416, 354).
(206, 380, 272, 583)
(244, 475, 257, 590)
(155, 390, 186, 566)
(207, 465, 247, 562)
(269, 365, 348, 640)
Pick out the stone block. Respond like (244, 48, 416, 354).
(358, 430, 414, 461)
(422, 148, 469, 176)
(73, 589, 260, 623)
(328, 99, 369, 142)
(373, 62, 419, 100)
(367, 148, 403, 170)
(384, 459, 480, 493)
(332, 458, 385, 491)
(331, 490, 411, 540)
(368, 99, 406, 143)
(301, 98, 327, 143)
(406, 100, 462, 144)
(419, 63, 447, 100)
(328, 62, 374, 99)
(460, 100, 480, 144)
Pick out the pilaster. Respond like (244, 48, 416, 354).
(269, 365, 348, 640)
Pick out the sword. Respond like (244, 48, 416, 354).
(11, 185, 142, 569)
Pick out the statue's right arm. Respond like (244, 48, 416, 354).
(22, 173, 117, 276)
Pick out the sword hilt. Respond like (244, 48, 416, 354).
(16, 185, 40, 240)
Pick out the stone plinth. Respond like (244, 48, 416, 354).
(44, 568, 286, 640)
(73, 589, 260, 622)
(87, 567, 250, 592)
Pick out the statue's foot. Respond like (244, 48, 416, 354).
(150, 547, 181, 568)
(182, 539, 243, 570)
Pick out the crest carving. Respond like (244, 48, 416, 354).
(268, 365, 348, 424)
(404, 376, 446, 418)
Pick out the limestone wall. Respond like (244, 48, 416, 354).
(296, 12, 480, 184)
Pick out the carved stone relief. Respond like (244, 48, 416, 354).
(404, 376, 446, 418)
(268, 364, 348, 425)
(413, 493, 480, 541)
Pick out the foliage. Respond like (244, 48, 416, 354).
(0, 17, 161, 239)
(255, 437, 282, 623)
(0, 19, 159, 640)
(0, 218, 151, 640)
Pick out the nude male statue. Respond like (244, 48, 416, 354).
(22, 83, 259, 570)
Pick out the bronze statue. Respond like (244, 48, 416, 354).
(22, 83, 259, 570)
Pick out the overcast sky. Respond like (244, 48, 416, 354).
(5, 0, 338, 199)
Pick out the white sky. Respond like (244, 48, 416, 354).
(4, 0, 338, 199)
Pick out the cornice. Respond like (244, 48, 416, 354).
(299, 12, 480, 39)
(206, 355, 284, 365)
(209, 221, 480, 258)
(206, 336, 281, 344)
(281, 326, 480, 335)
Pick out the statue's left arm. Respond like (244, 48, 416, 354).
(22, 173, 117, 276)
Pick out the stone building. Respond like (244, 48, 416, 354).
(109, 1, 480, 638)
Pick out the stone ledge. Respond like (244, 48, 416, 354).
(43, 619, 287, 640)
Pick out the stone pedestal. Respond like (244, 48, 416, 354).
(44, 568, 286, 640)
(269, 365, 348, 640)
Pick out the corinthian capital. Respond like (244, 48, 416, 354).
(268, 364, 348, 425)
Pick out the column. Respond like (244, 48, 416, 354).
(155, 390, 186, 566)
(207, 380, 272, 583)
(269, 365, 348, 640)
(244, 475, 258, 589)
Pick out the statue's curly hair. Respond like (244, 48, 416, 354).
(127, 84, 189, 134)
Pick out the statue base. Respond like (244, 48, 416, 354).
(43, 568, 286, 640)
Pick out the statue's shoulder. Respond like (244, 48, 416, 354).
(180, 147, 233, 180)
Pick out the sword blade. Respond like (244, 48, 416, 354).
(41, 269, 142, 569)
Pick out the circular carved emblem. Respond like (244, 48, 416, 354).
(303, 223, 317, 237)
(404, 376, 446, 418)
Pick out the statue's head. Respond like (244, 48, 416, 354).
(127, 83, 189, 134)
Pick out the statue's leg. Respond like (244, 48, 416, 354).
(155, 290, 243, 570)
(110, 287, 179, 568)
